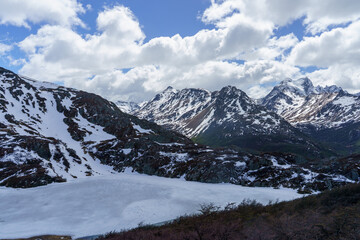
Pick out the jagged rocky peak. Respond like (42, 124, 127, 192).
(138, 86, 212, 114)
(165, 87, 212, 106)
(179, 87, 211, 96)
(216, 85, 251, 101)
(218, 85, 245, 95)
(135, 86, 212, 132)
(211, 85, 255, 114)
(261, 77, 349, 113)
(150, 86, 178, 102)
(162, 85, 179, 95)
(315, 85, 343, 94)
(164, 85, 175, 92)
(275, 77, 345, 96)
(277, 77, 315, 96)
(162, 86, 211, 99)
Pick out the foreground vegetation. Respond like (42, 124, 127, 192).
(98, 183, 360, 240)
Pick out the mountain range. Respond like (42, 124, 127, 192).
(129, 80, 359, 158)
(128, 77, 360, 158)
(133, 85, 333, 159)
(0, 66, 358, 192)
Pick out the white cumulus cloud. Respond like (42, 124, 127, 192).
(0, 0, 85, 28)
(4, 0, 360, 102)
(203, 0, 360, 34)
(17, 4, 285, 101)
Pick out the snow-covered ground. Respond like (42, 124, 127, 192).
(0, 173, 301, 239)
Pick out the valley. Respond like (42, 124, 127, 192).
(0, 67, 359, 239)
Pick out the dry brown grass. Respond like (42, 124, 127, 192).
(98, 183, 360, 240)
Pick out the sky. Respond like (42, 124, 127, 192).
(0, 0, 360, 102)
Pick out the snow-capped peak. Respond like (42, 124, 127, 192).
(278, 77, 315, 96)
(164, 86, 176, 92)
(150, 86, 179, 103)
(115, 100, 140, 114)
(262, 76, 360, 130)
(162, 86, 179, 95)
(277, 77, 345, 96)
(217, 85, 251, 101)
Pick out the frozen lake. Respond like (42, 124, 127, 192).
(0, 173, 301, 238)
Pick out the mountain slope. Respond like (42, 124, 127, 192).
(135, 86, 332, 159)
(261, 78, 360, 154)
(0, 67, 189, 187)
(0, 67, 201, 187)
(135, 86, 212, 136)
